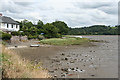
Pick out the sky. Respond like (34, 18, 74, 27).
(0, 0, 119, 28)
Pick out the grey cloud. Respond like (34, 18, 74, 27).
(98, 6, 118, 15)
(74, 2, 112, 9)
(0, 0, 118, 28)
(0, 1, 35, 14)
(14, 2, 35, 6)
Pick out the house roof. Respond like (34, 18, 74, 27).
(0, 16, 19, 24)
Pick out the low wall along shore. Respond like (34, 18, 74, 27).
(11, 36, 28, 43)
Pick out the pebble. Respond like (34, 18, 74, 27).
(54, 68, 57, 70)
(61, 68, 68, 72)
(90, 50, 92, 52)
(61, 53, 65, 55)
(49, 70, 54, 73)
(70, 60, 75, 63)
(54, 75, 57, 77)
(76, 67, 78, 69)
(61, 74, 65, 77)
(67, 55, 71, 57)
(15, 45, 18, 47)
(54, 59, 60, 62)
(74, 59, 77, 60)
(65, 58, 68, 60)
(91, 75, 95, 77)
(71, 68, 74, 70)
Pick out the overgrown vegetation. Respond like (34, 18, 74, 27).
(1, 45, 50, 78)
(11, 20, 119, 40)
(40, 37, 97, 46)
(15, 20, 69, 39)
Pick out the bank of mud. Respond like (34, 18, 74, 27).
(14, 35, 118, 78)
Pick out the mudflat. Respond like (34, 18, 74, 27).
(14, 35, 118, 78)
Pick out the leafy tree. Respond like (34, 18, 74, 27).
(42, 23, 61, 38)
(21, 19, 33, 29)
(37, 20, 44, 29)
(52, 21, 69, 35)
(29, 26, 38, 35)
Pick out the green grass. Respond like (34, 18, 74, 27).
(40, 37, 92, 46)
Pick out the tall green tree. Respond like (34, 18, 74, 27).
(29, 26, 38, 35)
(37, 20, 44, 29)
(42, 23, 61, 38)
(52, 21, 69, 35)
(21, 19, 33, 29)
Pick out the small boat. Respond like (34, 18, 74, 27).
(70, 36, 83, 38)
(30, 44, 40, 47)
(74, 36, 83, 38)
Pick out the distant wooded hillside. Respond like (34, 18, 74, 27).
(68, 25, 119, 35)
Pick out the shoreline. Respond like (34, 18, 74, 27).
(5, 35, 118, 78)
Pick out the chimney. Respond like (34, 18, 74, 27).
(0, 13, 2, 16)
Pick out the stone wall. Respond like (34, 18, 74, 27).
(20, 36, 28, 42)
(11, 36, 20, 43)
(11, 36, 28, 43)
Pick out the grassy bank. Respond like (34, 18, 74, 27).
(40, 37, 95, 46)
(1, 45, 50, 78)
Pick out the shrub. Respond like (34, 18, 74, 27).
(2, 33, 12, 40)
(28, 35, 38, 39)
(38, 35, 44, 40)
(0, 31, 2, 39)
(11, 31, 20, 36)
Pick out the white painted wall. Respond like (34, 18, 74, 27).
(0, 23, 20, 31)
(0, 23, 2, 29)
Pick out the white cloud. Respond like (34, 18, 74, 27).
(0, 0, 119, 28)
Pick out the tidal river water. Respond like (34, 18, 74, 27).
(15, 35, 118, 78)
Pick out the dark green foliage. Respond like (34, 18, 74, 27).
(0, 31, 2, 39)
(68, 25, 118, 35)
(11, 31, 20, 36)
(52, 21, 69, 35)
(38, 35, 44, 40)
(42, 23, 61, 38)
(2, 32, 12, 40)
(18, 20, 67, 39)
(37, 20, 44, 29)
(28, 35, 38, 39)
(17, 19, 119, 39)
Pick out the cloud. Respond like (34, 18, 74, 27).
(0, 0, 118, 28)
(73, 2, 112, 9)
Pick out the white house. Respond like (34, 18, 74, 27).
(0, 13, 20, 33)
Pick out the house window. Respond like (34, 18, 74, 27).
(12, 24, 13, 28)
(7, 24, 9, 28)
(16, 25, 18, 28)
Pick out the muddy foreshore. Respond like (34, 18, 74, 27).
(12, 35, 118, 78)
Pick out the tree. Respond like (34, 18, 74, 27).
(21, 19, 33, 29)
(52, 21, 69, 35)
(29, 26, 38, 35)
(37, 20, 44, 29)
(42, 23, 61, 38)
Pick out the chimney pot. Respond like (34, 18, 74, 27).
(0, 13, 2, 16)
